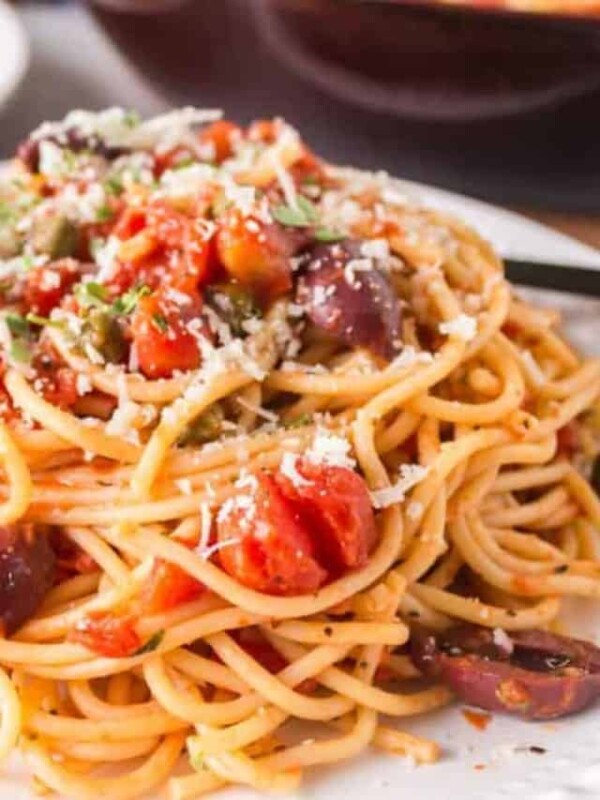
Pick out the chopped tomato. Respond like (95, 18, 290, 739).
(113, 207, 148, 241)
(216, 208, 296, 302)
(276, 460, 377, 575)
(217, 472, 326, 595)
(111, 203, 216, 295)
(130, 292, 202, 379)
(69, 612, 141, 658)
(246, 120, 279, 144)
(144, 560, 205, 614)
(217, 462, 377, 596)
(23, 259, 81, 316)
(200, 121, 242, 163)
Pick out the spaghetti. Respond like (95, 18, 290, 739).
(0, 108, 598, 799)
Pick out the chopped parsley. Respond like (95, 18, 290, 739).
(272, 195, 319, 228)
(133, 630, 165, 655)
(26, 313, 66, 330)
(5, 312, 31, 338)
(315, 227, 343, 242)
(76, 281, 110, 308)
(9, 338, 32, 364)
(103, 176, 124, 197)
(151, 313, 169, 333)
(112, 284, 151, 316)
(95, 204, 116, 223)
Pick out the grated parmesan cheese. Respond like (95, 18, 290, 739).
(175, 478, 193, 496)
(279, 452, 312, 487)
(389, 346, 434, 370)
(305, 429, 356, 469)
(370, 464, 430, 509)
(197, 536, 241, 561)
(439, 314, 477, 342)
(361, 239, 389, 260)
(344, 258, 372, 287)
(75, 373, 93, 396)
(236, 396, 279, 424)
(492, 628, 514, 654)
(406, 501, 424, 521)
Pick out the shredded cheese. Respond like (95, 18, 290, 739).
(370, 464, 430, 509)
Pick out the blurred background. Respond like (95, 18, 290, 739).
(1, 0, 600, 246)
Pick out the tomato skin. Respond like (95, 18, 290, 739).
(216, 208, 294, 302)
(144, 560, 205, 614)
(200, 121, 242, 163)
(69, 612, 141, 658)
(131, 293, 202, 379)
(23, 259, 81, 316)
(276, 460, 377, 574)
(217, 473, 326, 596)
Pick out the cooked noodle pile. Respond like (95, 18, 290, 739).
(0, 109, 598, 800)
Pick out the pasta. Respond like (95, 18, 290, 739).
(0, 107, 598, 800)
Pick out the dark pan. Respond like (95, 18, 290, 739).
(257, 0, 600, 120)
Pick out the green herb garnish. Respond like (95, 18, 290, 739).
(103, 176, 124, 197)
(133, 630, 165, 656)
(315, 227, 343, 242)
(95, 204, 115, 223)
(112, 284, 151, 316)
(151, 313, 169, 333)
(75, 281, 109, 308)
(26, 313, 66, 330)
(5, 312, 30, 338)
(272, 195, 319, 228)
(9, 338, 32, 364)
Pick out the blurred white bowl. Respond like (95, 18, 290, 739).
(0, 0, 29, 115)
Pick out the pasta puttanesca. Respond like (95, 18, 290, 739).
(0, 108, 597, 800)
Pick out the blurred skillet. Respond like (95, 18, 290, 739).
(257, 0, 600, 120)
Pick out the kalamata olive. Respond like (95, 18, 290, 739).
(17, 128, 126, 173)
(411, 625, 600, 720)
(0, 525, 55, 635)
(296, 239, 402, 359)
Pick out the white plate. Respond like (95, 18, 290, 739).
(0, 1, 29, 114)
(0, 179, 599, 800)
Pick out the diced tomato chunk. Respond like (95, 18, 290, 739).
(113, 207, 148, 241)
(217, 472, 326, 596)
(144, 560, 205, 614)
(199, 121, 242, 163)
(216, 208, 295, 302)
(276, 460, 377, 575)
(23, 259, 81, 316)
(216, 461, 378, 596)
(69, 612, 141, 658)
(131, 292, 203, 379)
(111, 203, 216, 295)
